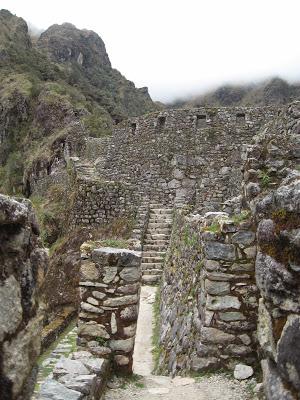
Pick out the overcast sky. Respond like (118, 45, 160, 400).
(1, 0, 300, 102)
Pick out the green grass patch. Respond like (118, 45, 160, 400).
(259, 170, 271, 188)
(232, 210, 250, 224)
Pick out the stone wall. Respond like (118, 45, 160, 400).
(0, 195, 48, 400)
(71, 175, 137, 228)
(159, 209, 258, 375)
(94, 107, 276, 210)
(77, 245, 141, 375)
(242, 102, 300, 399)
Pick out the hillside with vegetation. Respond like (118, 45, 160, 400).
(0, 9, 157, 195)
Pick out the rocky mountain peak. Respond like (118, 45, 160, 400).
(37, 22, 111, 68)
(0, 9, 31, 52)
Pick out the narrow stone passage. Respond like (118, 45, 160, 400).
(104, 287, 256, 400)
(32, 324, 77, 399)
(133, 286, 156, 376)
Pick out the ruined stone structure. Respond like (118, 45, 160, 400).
(78, 245, 142, 375)
(159, 211, 258, 374)
(1, 102, 300, 400)
(71, 106, 277, 227)
(156, 101, 300, 398)
(0, 195, 48, 400)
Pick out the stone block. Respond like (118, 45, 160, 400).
(191, 356, 219, 371)
(38, 379, 83, 400)
(92, 247, 141, 267)
(77, 322, 110, 339)
(53, 358, 89, 378)
(232, 230, 255, 246)
(201, 327, 235, 344)
(80, 261, 99, 281)
(207, 295, 241, 311)
(119, 267, 141, 282)
(109, 338, 134, 353)
(205, 280, 230, 295)
(219, 312, 246, 321)
(204, 242, 236, 261)
(103, 294, 138, 307)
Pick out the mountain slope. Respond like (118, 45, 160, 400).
(0, 9, 157, 194)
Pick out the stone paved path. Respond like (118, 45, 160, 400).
(32, 324, 77, 399)
(104, 286, 257, 400)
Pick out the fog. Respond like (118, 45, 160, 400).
(1, 0, 300, 102)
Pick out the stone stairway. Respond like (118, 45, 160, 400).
(130, 200, 150, 250)
(141, 205, 173, 285)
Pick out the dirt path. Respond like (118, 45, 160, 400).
(104, 286, 257, 400)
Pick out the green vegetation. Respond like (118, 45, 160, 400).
(30, 183, 73, 247)
(183, 226, 199, 247)
(95, 337, 108, 346)
(195, 259, 204, 274)
(232, 210, 250, 224)
(203, 222, 220, 233)
(0, 10, 157, 203)
(98, 238, 129, 248)
(259, 170, 271, 188)
(120, 374, 145, 389)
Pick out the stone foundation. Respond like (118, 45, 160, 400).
(78, 245, 142, 374)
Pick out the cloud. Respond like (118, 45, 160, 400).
(2, 0, 300, 101)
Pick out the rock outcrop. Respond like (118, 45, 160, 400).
(243, 101, 300, 399)
(0, 194, 48, 400)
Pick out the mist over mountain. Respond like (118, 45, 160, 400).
(168, 77, 300, 109)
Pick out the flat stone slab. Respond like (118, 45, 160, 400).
(172, 377, 195, 386)
(37, 379, 83, 400)
(148, 387, 170, 395)
(53, 358, 89, 378)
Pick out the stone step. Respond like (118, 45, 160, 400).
(143, 244, 168, 251)
(142, 268, 163, 275)
(145, 233, 170, 240)
(142, 275, 162, 285)
(146, 228, 171, 235)
(141, 262, 163, 270)
(147, 222, 171, 228)
(148, 218, 172, 224)
(143, 240, 169, 246)
(142, 256, 164, 263)
(142, 251, 165, 257)
(150, 205, 172, 210)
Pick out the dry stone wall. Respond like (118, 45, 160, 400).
(159, 210, 258, 375)
(242, 102, 300, 399)
(95, 107, 276, 211)
(0, 195, 48, 400)
(71, 176, 137, 228)
(77, 245, 141, 375)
